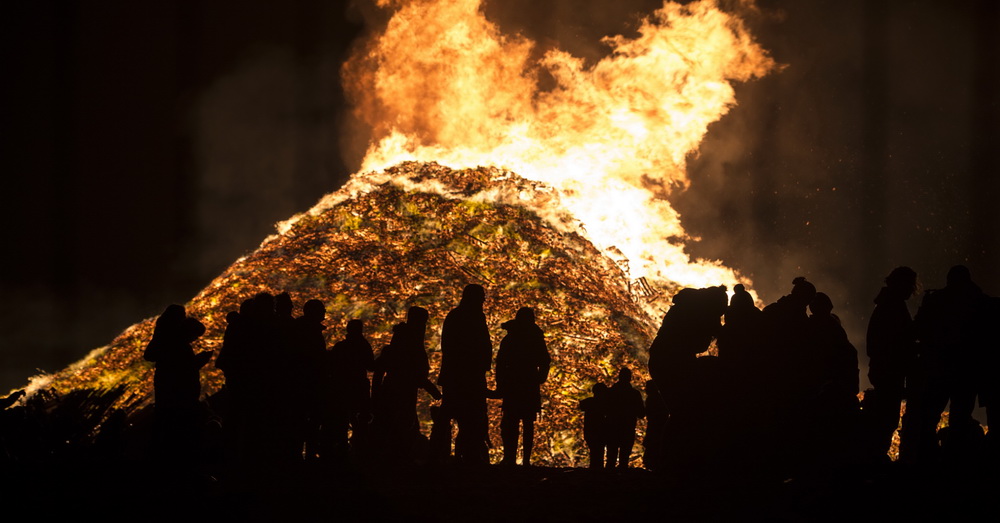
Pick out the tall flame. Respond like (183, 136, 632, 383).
(345, 0, 776, 298)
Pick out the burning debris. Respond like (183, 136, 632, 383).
(24, 162, 665, 466)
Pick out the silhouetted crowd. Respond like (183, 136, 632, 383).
(2, 267, 997, 487)
(134, 283, 554, 477)
(640, 265, 997, 481)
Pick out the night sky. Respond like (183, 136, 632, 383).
(1, 0, 997, 397)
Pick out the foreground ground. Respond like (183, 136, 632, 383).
(3, 456, 995, 522)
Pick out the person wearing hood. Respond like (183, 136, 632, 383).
(495, 307, 551, 466)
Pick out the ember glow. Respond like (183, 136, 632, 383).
(344, 0, 776, 303)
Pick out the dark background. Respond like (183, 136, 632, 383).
(1, 0, 997, 402)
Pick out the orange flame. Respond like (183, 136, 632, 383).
(344, 0, 776, 300)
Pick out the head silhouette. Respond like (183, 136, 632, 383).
(618, 367, 633, 384)
(275, 292, 293, 317)
(303, 299, 325, 321)
(346, 319, 364, 336)
(809, 292, 834, 317)
(407, 306, 429, 325)
(515, 306, 535, 323)
(730, 283, 754, 309)
(183, 317, 206, 342)
(460, 284, 486, 308)
(790, 277, 817, 307)
(885, 266, 917, 298)
(253, 292, 275, 317)
(159, 304, 186, 322)
(946, 265, 972, 287)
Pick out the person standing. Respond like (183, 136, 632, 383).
(326, 318, 375, 459)
(863, 266, 918, 464)
(908, 265, 989, 463)
(144, 305, 210, 465)
(438, 284, 493, 465)
(605, 367, 645, 470)
(371, 306, 440, 462)
(495, 307, 550, 467)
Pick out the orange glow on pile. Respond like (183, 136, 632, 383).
(345, 0, 776, 300)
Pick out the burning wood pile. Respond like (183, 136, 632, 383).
(25, 162, 663, 466)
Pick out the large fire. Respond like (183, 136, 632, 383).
(16, 0, 777, 466)
(344, 0, 776, 307)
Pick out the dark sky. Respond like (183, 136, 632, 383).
(1, 0, 997, 395)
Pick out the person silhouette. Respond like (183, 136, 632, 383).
(758, 277, 817, 476)
(324, 317, 374, 461)
(717, 283, 761, 366)
(371, 306, 441, 463)
(290, 299, 328, 461)
(215, 299, 254, 468)
(715, 283, 763, 471)
(804, 292, 860, 468)
(908, 265, 990, 464)
(579, 383, 610, 469)
(438, 284, 493, 465)
(605, 367, 645, 470)
(863, 266, 918, 464)
(495, 307, 551, 467)
(144, 305, 210, 465)
(647, 286, 728, 409)
(645, 286, 727, 471)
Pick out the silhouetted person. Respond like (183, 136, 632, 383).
(716, 283, 763, 469)
(217, 292, 286, 468)
(291, 299, 329, 460)
(579, 383, 610, 469)
(804, 292, 860, 468)
(647, 286, 728, 410)
(270, 292, 314, 462)
(215, 301, 252, 467)
(371, 306, 441, 463)
(759, 277, 817, 475)
(908, 265, 990, 464)
(605, 367, 645, 469)
(495, 307, 551, 467)
(863, 266, 918, 464)
(717, 283, 762, 367)
(646, 286, 727, 472)
(144, 305, 210, 465)
(324, 317, 374, 461)
(439, 284, 493, 465)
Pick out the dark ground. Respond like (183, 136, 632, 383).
(3, 456, 996, 522)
